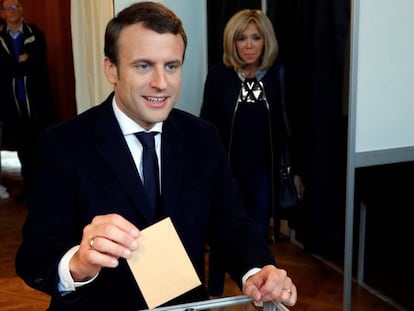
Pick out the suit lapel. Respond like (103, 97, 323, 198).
(92, 98, 154, 224)
(159, 114, 187, 217)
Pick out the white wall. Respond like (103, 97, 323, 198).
(353, 0, 414, 154)
(114, 0, 207, 116)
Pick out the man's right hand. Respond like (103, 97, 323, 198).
(69, 214, 140, 282)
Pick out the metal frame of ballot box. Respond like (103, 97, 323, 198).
(140, 295, 289, 311)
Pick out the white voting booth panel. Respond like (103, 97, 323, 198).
(345, 0, 414, 310)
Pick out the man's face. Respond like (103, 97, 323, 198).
(1, 0, 23, 24)
(105, 23, 184, 130)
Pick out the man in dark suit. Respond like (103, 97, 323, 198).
(15, 2, 297, 310)
(0, 0, 55, 199)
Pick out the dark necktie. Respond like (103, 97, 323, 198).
(135, 132, 160, 218)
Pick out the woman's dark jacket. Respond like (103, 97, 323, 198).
(200, 62, 302, 206)
(201, 62, 285, 165)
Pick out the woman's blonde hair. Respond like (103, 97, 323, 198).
(223, 9, 278, 72)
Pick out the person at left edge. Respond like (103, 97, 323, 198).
(0, 0, 55, 199)
(15, 2, 297, 311)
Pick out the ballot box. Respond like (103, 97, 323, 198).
(140, 295, 289, 311)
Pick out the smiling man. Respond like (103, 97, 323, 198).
(15, 2, 297, 310)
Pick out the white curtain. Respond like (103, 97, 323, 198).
(71, 0, 114, 114)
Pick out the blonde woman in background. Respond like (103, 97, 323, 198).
(200, 9, 304, 297)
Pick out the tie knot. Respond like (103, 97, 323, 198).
(135, 132, 157, 150)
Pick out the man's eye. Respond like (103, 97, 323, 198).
(166, 63, 179, 71)
(136, 63, 149, 71)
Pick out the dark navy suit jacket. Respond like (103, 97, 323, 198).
(16, 93, 275, 310)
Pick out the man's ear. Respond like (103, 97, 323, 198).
(104, 57, 117, 84)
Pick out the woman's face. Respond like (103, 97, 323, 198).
(235, 22, 264, 65)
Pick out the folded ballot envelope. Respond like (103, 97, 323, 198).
(127, 217, 201, 309)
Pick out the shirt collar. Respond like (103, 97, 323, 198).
(7, 24, 23, 37)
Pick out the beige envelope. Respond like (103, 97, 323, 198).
(127, 217, 201, 309)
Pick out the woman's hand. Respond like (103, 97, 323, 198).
(294, 175, 305, 201)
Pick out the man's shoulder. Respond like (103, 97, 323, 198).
(23, 22, 46, 38)
(166, 108, 214, 134)
(24, 22, 41, 32)
(0, 29, 8, 42)
(46, 99, 112, 135)
(168, 108, 207, 126)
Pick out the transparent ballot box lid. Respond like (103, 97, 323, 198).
(140, 295, 289, 311)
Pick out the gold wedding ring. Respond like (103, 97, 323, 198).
(282, 288, 292, 295)
(89, 238, 95, 248)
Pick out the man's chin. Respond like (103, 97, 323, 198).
(152, 108, 173, 121)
